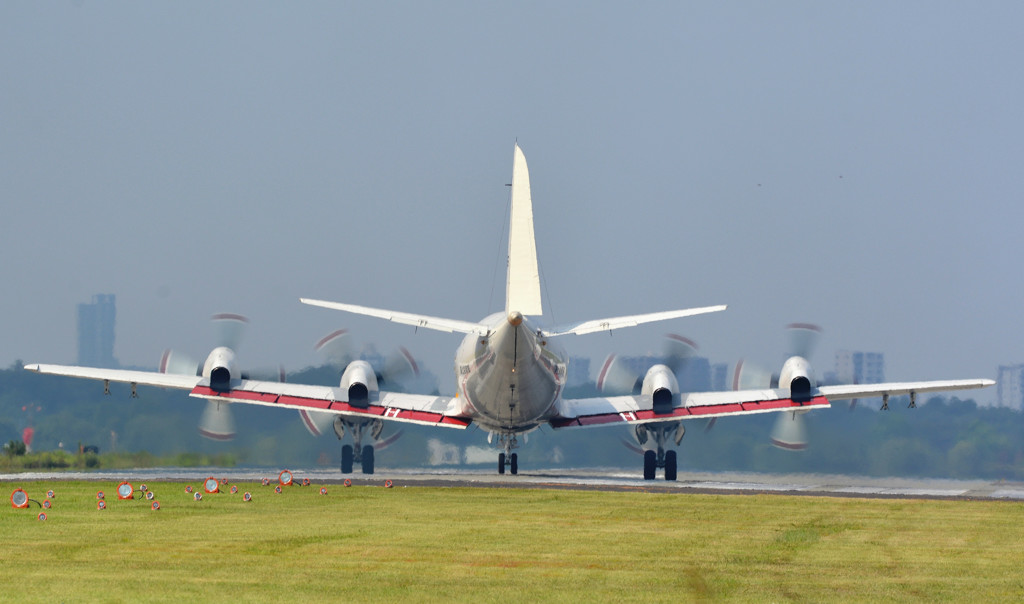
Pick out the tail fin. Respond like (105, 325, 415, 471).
(505, 143, 544, 316)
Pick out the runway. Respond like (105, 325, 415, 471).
(3, 467, 1023, 500)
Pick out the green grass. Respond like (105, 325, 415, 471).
(2, 480, 1023, 602)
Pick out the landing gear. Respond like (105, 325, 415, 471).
(341, 444, 353, 474)
(497, 452, 519, 474)
(496, 433, 519, 475)
(664, 449, 677, 481)
(339, 420, 376, 474)
(641, 421, 682, 481)
(643, 450, 656, 480)
(361, 445, 374, 475)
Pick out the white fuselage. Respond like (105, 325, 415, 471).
(453, 312, 567, 433)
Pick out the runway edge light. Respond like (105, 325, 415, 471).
(116, 482, 134, 500)
(11, 489, 29, 509)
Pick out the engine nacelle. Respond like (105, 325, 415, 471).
(202, 346, 239, 393)
(779, 356, 815, 403)
(641, 364, 679, 415)
(340, 360, 379, 409)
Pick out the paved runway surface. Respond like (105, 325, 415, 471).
(3, 467, 1023, 500)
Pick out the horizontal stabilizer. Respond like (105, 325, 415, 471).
(544, 305, 727, 337)
(300, 298, 489, 335)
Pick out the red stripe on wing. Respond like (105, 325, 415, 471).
(189, 385, 471, 427)
(278, 395, 333, 410)
(552, 396, 829, 427)
(191, 386, 278, 404)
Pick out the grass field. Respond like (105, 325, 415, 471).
(2, 479, 1022, 602)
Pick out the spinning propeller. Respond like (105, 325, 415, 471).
(159, 314, 284, 441)
(299, 329, 422, 440)
(597, 334, 698, 396)
(733, 323, 822, 451)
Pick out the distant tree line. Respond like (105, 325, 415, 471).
(0, 365, 1020, 480)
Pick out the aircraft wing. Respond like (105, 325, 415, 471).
(190, 381, 468, 428)
(24, 363, 470, 429)
(300, 298, 489, 335)
(550, 389, 829, 428)
(550, 378, 994, 428)
(543, 305, 727, 337)
(818, 379, 994, 400)
(24, 364, 202, 390)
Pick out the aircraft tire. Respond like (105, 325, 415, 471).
(361, 445, 374, 474)
(510, 453, 518, 475)
(498, 453, 505, 474)
(643, 450, 656, 480)
(664, 450, 677, 481)
(341, 445, 353, 474)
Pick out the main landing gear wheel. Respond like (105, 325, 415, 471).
(361, 445, 374, 475)
(664, 450, 677, 481)
(640, 422, 683, 481)
(341, 444, 354, 474)
(498, 452, 519, 475)
(643, 450, 657, 480)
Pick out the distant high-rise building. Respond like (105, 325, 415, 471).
(996, 365, 1024, 411)
(711, 363, 730, 391)
(834, 351, 884, 385)
(77, 294, 118, 368)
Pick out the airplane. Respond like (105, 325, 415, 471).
(25, 143, 994, 479)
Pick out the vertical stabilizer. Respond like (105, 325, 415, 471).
(506, 143, 544, 316)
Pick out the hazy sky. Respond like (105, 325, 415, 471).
(2, 2, 1020, 400)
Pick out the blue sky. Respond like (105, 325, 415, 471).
(2, 2, 1020, 399)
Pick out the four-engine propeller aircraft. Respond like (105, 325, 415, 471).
(26, 143, 994, 479)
